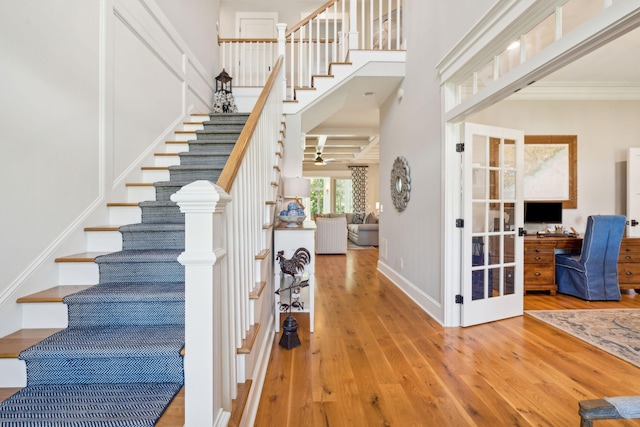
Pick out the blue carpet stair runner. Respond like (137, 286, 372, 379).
(0, 113, 249, 426)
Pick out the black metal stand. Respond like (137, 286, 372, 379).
(276, 274, 309, 350)
(279, 315, 301, 350)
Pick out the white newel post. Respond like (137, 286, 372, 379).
(171, 180, 232, 427)
(277, 23, 287, 100)
(349, 0, 359, 50)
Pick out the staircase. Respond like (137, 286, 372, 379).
(0, 113, 254, 425)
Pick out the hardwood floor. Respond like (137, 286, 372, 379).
(255, 248, 640, 426)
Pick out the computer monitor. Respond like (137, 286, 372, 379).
(524, 201, 563, 224)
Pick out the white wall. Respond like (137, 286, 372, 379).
(470, 99, 640, 233)
(0, 0, 218, 336)
(377, 0, 496, 324)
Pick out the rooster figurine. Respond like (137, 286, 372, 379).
(276, 248, 311, 280)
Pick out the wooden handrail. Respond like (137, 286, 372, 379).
(216, 56, 283, 193)
(218, 37, 277, 44)
(218, 37, 335, 44)
(286, 0, 338, 37)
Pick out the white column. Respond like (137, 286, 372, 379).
(277, 23, 288, 100)
(349, 0, 359, 50)
(171, 180, 232, 427)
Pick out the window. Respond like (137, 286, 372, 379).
(309, 177, 329, 215)
(334, 179, 353, 213)
(308, 177, 353, 214)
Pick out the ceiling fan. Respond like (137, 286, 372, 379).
(304, 152, 336, 165)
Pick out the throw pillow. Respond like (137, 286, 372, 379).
(351, 212, 365, 224)
(365, 213, 378, 224)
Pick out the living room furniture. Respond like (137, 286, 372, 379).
(524, 234, 640, 295)
(555, 215, 626, 300)
(315, 216, 347, 254)
(346, 213, 379, 246)
(274, 221, 315, 332)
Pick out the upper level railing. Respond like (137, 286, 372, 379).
(218, 0, 404, 99)
(173, 57, 284, 426)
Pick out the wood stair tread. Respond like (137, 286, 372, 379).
(17, 285, 93, 303)
(155, 387, 184, 426)
(0, 388, 21, 403)
(84, 225, 119, 232)
(255, 249, 270, 260)
(229, 381, 251, 427)
(55, 252, 109, 263)
(249, 281, 267, 300)
(237, 324, 260, 355)
(0, 328, 63, 358)
(107, 202, 139, 207)
(126, 182, 154, 187)
(141, 166, 168, 170)
(155, 382, 250, 426)
(154, 153, 179, 157)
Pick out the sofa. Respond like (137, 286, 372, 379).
(346, 212, 379, 246)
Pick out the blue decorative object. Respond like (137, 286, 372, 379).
(280, 210, 288, 216)
(288, 201, 300, 211)
(555, 215, 626, 301)
(288, 210, 298, 216)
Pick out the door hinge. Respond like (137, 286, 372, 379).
(456, 143, 465, 153)
(629, 219, 639, 227)
(455, 219, 464, 228)
(455, 294, 463, 304)
(518, 227, 527, 236)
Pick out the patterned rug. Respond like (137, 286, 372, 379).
(347, 240, 377, 250)
(527, 309, 640, 368)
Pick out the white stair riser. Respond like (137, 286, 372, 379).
(249, 299, 256, 327)
(311, 77, 335, 92)
(58, 262, 99, 285)
(109, 206, 141, 225)
(22, 303, 68, 329)
(0, 359, 26, 387)
(154, 155, 180, 167)
(182, 123, 204, 132)
(86, 231, 122, 252)
(142, 169, 170, 182)
(164, 142, 189, 153)
(173, 132, 196, 142)
(236, 355, 246, 384)
(190, 114, 208, 122)
(127, 186, 156, 203)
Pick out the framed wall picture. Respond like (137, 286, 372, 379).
(523, 135, 577, 209)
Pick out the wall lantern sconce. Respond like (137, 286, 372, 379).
(215, 69, 233, 93)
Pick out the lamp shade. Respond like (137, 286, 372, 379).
(284, 177, 310, 198)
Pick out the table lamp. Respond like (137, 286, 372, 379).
(284, 177, 310, 213)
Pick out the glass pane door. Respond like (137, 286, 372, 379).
(462, 123, 524, 326)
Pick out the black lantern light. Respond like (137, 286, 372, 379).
(215, 69, 233, 93)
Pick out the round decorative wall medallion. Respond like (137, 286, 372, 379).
(390, 156, 411, 212)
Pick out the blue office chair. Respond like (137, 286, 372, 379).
(555, 215, 626, 301)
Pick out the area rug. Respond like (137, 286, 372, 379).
(526, 309, 640, 368)
(347, 241, 377, 250)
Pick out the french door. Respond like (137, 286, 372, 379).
(461, 123, 524, 327)
(627, 148, 640, 237)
